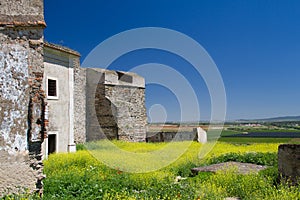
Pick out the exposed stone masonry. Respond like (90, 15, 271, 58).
(0, 0, 45, 27)
(85, 68, 147, 142)
(105, 85, 146, 141)
(278, 144, 300, 186)
(74, 61, 86, 143)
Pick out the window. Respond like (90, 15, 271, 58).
(47, 77, 58, 99)
(45, 131, 58, 158)
(48, 134, 57, 155)
(117, 71, 133, 83)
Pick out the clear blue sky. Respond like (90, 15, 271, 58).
(44, 0, 300, 122)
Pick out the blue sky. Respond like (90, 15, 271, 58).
(44, 0, 300, 122)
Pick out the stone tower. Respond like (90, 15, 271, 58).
(0, 0, 46, 194)
(85, 68, 147, 142)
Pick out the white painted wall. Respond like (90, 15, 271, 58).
(42, 46, 77, 157)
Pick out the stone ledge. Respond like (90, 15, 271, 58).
(0, 15, 46, 27)
(88, 68, 145, 88)
(191, 161, 268, 176)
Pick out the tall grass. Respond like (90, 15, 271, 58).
(37, 141, 300, 199)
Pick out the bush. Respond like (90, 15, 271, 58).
(76, 143, 87, 151)
(1, 193, 40, 200)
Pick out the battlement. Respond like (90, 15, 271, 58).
(89, 68, 145, 88)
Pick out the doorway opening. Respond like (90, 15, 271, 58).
(48, 134, 56, 155)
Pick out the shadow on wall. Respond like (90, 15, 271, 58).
(85, 68, 147, 142)
(85, 69, 119, 141)
(95, 88, 118, 140)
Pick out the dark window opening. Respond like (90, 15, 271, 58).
(48, 79, 57, 97)
(48, 134, 56, 155)
(117, 72, 133, 83)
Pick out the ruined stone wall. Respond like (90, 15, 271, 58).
(278, 144, 300, 186)
(146, 132, 197, 142)
(85, 68, 147, 142)
(0, 0, 45, 195)
(0, 27, 46, 196)
(95, 83, 118, 140)
(105, 85, 147, 142)
(86, 69, 107, 141)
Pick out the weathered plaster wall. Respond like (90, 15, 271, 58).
(43, 44, 80, 153)
(0, 40, 29, 153)
(0, 151, 39, 195)
(43, 62, 70, 153)
(0, 0, 45, 195)
(0, 27, 46, 195)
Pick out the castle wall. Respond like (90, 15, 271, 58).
(146, 132, 197, 142)
(0, 0, 44, 20)
(86, 69, 107, 141)
(105, 85, 146, 142)
(0, 0, 45, 195)
(85, 68, 147, 142)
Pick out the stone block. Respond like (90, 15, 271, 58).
(193, 127, 207, 143)
(278, 144, 300, 185)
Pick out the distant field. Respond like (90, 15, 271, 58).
(227, 128, 300, 133)
(147, 124, 300, 144)
(219, 129, 300, 144)
(223, 132, 300, 138)
(147, 124, 206, 132)
(218, 137, 292, 144)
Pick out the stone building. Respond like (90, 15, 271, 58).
(43, 42, 80, 155)
(43, 44, 147, 154)
(84, 68, 146, 142)
(0, 0, 147, 195)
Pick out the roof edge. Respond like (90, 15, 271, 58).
(44, 42, 81, 57)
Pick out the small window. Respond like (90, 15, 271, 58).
(117, 72, 133, 83)
(47, 77, 58, 99)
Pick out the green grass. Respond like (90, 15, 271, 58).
(218, 128, 299, 144)
(227, 127, 300, 133)
(218, 137, 292, 143)
(4, 141, 299, 199)
(38, 141, 300, 199)
(220, 130, 240, 137)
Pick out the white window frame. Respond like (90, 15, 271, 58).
(47, 76, 59, 100)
